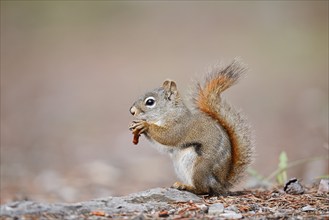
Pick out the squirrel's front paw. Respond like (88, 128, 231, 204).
(129, 120, 150, 145)
(129, 120, 149, 135)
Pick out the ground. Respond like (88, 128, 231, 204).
(1, 180, 328, 220)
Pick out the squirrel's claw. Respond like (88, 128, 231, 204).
(129, 120, 141, 130)
(129, 120, 149, 135)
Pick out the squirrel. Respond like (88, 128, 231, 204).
(129, 59, 254, 195)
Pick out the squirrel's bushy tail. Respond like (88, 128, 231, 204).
(195, 58, 254, 188)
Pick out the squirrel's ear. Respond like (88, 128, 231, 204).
(162, 80, 177, 92)
(162, 80, 178, 100)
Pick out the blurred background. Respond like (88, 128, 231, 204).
(1, 1, 328, 203)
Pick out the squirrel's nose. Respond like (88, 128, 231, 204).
(130, 106, 137, 116)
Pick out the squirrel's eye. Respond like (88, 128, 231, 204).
(145, 97, 156, 108)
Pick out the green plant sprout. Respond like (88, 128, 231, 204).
(276, 151, 288, 185)
(248, 151, 329, 186)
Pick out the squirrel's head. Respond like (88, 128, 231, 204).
(130, 80, 184, 121)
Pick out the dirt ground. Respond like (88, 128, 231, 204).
(89, 184, 329, 219)
(1, 180, 328, 219)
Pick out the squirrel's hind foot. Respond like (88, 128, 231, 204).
(171, 182, 206, 195)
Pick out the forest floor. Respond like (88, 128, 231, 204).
(1, 180, 328, 219)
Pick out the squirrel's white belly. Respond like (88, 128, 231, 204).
(151, 142, 196, 186)
(170, 148, 196, 186)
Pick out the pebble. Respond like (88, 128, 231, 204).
(197, 204, 208, 212)
(208, 203, 224, 215)
(168, 209, 176, 215)
(301, 205, 316, 212)
(220, 212, 243, 219)
(318, 179, 329, 194)
(284, 178, 304, 195)
(226, 205, 239, 213)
